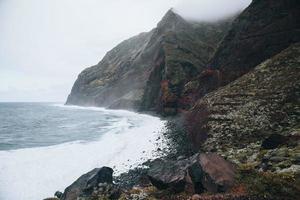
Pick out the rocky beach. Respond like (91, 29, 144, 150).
(46, 0, 300, 199)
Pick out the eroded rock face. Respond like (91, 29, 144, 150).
(66, 9, 233, 115)
(182, 0, 300, 108)
(210, 0, 300, 85)
(186, 43, 300, 170)
(147, 153, 236, 194)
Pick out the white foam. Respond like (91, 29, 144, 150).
(0, 105, 166, 200)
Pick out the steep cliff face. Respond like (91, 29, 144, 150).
(181, 0, 300, 106)
(66, 10, 233, 114)
(186, 43, 300, 170)
(209, 0, 300, 85)
(66, 31, 153, 109)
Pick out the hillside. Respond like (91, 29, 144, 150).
(66, 9, 233, 115)
(186, 43, 300, 169)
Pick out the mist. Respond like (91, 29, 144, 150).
(175, 0, 252, 22)
(0, 0, 252, 102)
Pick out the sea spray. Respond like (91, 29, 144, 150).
(0, 103, 166, 200)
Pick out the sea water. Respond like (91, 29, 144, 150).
(0, 103, 165, 200)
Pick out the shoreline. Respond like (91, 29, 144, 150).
(51, 105, 196, 199)
(0, 103, 168, 200)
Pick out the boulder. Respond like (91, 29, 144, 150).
(147, 153, 236, 194)
(60, 167, 113, 200)
(191, 153, 236, 193)
(83, 167, 113, 195)
(261, 134, 287, 149)
(54, 191, 63, 198)
(147, 158, 191, 192)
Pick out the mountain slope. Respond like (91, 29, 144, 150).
(180, 0, 300, 107)
(66, 10, 233, 115)
(186, 43, 300, 170)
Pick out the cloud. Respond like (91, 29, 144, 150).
(0, 0, 252, 102)
(175, 0, 252, 21)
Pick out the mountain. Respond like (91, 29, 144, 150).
(66, 9, 233, 115)
(210, 0, 300, 85)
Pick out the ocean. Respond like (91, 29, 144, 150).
(0, 103, 165, 200)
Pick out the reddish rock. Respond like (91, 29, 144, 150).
(147, 153, 236, 194)
(198, 153, 236, 193)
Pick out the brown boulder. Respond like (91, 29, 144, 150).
(197, 153, 236, 193)
(147, 158, 191, 193)
(148, 153, 236, 194)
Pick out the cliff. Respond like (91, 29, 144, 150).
(66, 9, 233, 115)
(182, 0, 300, 103)
(58, 0, 300, 199)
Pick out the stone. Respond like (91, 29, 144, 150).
(60, 167, 113, 200)
(261, 134, 287, 149)
(83, 167, 113, 195)
(147, 158, 190, 193)
(54, 191, 63, 198)
(191, 194, 202, 200)
(189, 153, 236, 193)
(147, 153, 236, 194)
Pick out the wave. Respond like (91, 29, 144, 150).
(0, 105, 166, 200)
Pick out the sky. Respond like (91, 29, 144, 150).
(0, 0, 251, 102)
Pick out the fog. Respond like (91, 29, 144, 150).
(0, 0, 251, 102)
(175, 0, 251, 21)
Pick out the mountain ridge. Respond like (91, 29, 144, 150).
(66, 9, 233, 115)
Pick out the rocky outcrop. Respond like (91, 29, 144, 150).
(60, 167, 119, 200)
(66, 9, 233, 115)
(186, 43, 300, 171)
(147, 153, 236, 194)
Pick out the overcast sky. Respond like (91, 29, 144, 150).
(0, 0, 251, 102)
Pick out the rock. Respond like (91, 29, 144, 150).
(83, 167, 113, 195)
(147, 158, 190, 192)
(60, 167, 113, 200)
(54, 191, 63, 198)
(177, 155, 186, 160)
(86, 182, 121, 200)
(60, 168, 100, 200)
(188, 153, 236, 193)
(191, 194, 202, 200)
(261, 134, 287, 149)
(147, 153, 236, 194)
